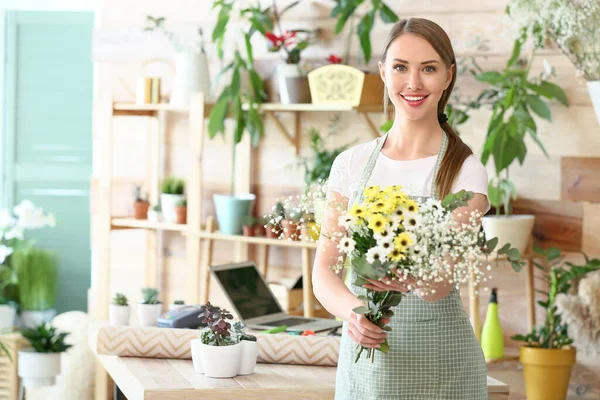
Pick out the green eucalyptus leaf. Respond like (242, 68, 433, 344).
(353, 306, 370, 314)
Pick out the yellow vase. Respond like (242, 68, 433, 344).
(520, 346, 576, 400)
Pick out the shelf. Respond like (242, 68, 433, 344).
(111, 217, 188, 233)
(193, 230, 319, 249)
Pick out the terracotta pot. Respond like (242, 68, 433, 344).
(175, 206, 187, 224)
(133, 201, 150, 220)
(242, 226, 255, 237)
(254, 224, 266, 237)
(265, 225, 282, 239)
(281, 219, 301, 241)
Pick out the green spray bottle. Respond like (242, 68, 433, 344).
(481, 288, 504, 360)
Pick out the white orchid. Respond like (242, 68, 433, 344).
(0, 245, 13, 264)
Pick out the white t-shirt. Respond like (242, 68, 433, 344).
(327, 136, 490, 214)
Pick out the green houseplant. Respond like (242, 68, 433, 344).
(133, 185, 150, 220)
(209, 1, 268, 235)
(160, 178, 185, 224)
(18, 323, 72, 388)
(174, 198, 187, 225)
(475, 33, 568, 253)
(512, 245, 600, 400)
(137, 288, 161, 327)
(13, 247, 59, 329)
(169, 299, 186, 312)
(109, 292, 130, 326)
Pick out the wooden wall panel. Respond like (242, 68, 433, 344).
(561, 157, 600, 202)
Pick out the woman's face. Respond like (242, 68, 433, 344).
(378, 33, 454, 122)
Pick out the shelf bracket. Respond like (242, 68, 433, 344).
(264, 110, 301, 155)
(361, 111, 382, 138)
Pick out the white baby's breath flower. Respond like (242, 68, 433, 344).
(338, 237, 356, 254)
(366, 247, 387, 264)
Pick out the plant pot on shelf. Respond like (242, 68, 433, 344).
(0, 304, 16, 331)
(281, 219, 301, 241)
(108, 304, 130, 326)
(276, 63, 304, 104)
(242, 225, 255, 237)
(254, 224, 266, 237)
(201, 342, 242, 378)
(265, 224, 282, 239)
(20, 309, 56, 330)
(238, 340, 258, 375)
(160, 194, 185, 223)
(18, 349, 61, 388)
(482, 215, 535, 255)
(137, 303, 162, 327)
(190, 338, 204, 373)
(213, 194, 256, 235)
(169, 302, 186, 312)
(170, 52, 211, 106)
(587, 80, 600, 125)
(147, 210, 162, 223)
(520, 346, 576, 400)
(133, 201, 150, 220)
(175, 206, 187, 224)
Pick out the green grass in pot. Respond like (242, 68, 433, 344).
(13, 248, 58, 311)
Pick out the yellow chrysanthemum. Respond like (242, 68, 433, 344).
(363, 185, 381, 200)
(349, 204, 366, 218)
(388, 248, 406, 262)
(382, 185, 402, 195)
(368, 199, 394, 214)
(367, 214, 389, 233)
(394, 232, 414, 248)
(404, 199, 419, 213)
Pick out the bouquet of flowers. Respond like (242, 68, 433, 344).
(331, 185, 522, 362)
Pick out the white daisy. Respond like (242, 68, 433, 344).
(373, 227, 394, 243)
(403, 211, 421, 231)
(366, 247, 387, 264)
(337, 215, 356, 230)
(377, 239, 394, 255)
(338, 237, 356, 254)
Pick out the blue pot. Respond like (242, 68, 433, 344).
(213, 194, 256, 235)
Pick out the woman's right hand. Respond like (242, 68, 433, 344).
(347, 311, 390, 348)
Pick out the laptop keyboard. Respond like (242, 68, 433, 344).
(268, 317, 315, 326)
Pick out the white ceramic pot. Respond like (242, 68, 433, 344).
(238, 340, 258, 375)
(170, 52, 211, 106)
(20, 309, 56, 329)
(482, 215, 535, 255)
(147, 210, 162, 223)
(137, 303, 162, 327)
(160, 194, 185, 223)
(18, 349, 61, 388)
(588, 81, 600, 125)
(201, 342, 242, 378)
(190, 339, 204, 373)
(169, 303, 186, 312)
(276, 63, 302, 104)
(109, 304, 130, 326)
(0, 304, 16, 331)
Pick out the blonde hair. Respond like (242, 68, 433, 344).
(380, 18, 473, 199)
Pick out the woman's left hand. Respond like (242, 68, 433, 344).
(362, 271, 416, 293)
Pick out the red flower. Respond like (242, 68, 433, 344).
(328, 54, 343, 64)
(265, 31, 283, 46)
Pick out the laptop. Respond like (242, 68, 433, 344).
(210, 261, 342, 333)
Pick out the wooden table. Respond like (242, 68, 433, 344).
(96, 355, 510, 400)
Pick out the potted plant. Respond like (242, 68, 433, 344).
(506, 0, 600, 124)
(264, 201, 285, 239)
(169, 300, 185, 312)
(209, 2, 269, 235)
(511, 245, 600, 400)
(231, 321, 258, 375)
(475, 36, 568, 253)
(147, 203, 161, 223)
(18, 323, 72, 388)
(281, 206, 303, 241)
(109, 292, 130, 326)
(13, 247, 58, 329)
(160, 178, 185, 223)
(254, 216, 267, 237)
(242, 215, 256, 237)
(133, 185, 150, 220)
(137, 288, 162, 327)
(174, 198, 187, 225)
(196, 303, 242, 378)
(144, 16, 211, 105)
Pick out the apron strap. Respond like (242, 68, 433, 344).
(429, 131, 449, 201)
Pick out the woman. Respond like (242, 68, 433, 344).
(312, 18, 489, 399)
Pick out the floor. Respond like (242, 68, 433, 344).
(487, 350, 600, 399)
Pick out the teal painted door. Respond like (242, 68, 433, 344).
(4, 11, 93, 313)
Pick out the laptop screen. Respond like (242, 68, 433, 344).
(212, 264, 283, 320)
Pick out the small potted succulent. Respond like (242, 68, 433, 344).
(264, 201, 285, 239)
(133, 185, 150, 220)
(281, 207, 303, 241)
(242, 215, 257, 237)
(18, 323, 72, 388)
(192, 302, 242, 378)
(169, 300, 186, 312)
(231, 321, 258, 375)
(109, 292, 130, 326)
(137, 288, 162, 327)
(147, 203, 162, 223)
(174, 198, 187, 225)
(160, 178, 185, 223)
(254, 216, 267, 237)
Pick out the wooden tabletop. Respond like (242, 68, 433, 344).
(96, 355, 509, 400)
